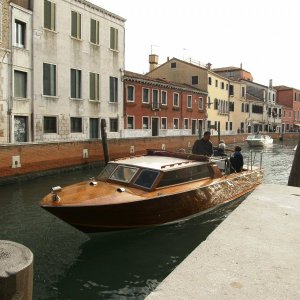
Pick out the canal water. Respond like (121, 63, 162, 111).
(0, 140, 297, 299)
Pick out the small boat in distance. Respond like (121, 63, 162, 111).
(41, 149, 264, 232)
(246, 134, 273, 147)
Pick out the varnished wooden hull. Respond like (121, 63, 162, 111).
(41, 169, 263, 232)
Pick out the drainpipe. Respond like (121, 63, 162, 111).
(31, 1, 34, 142)
(8, 4, 14, 143)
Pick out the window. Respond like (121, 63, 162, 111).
(173, 118, 179, 129)
(226, 84, 229, 90)
(15, 20, 25, 48)
(173, 93, 179, 107)
(142, 117, 149, 129)
(90, 118, 99, 138)
(127, 85, 135, 102)
(241, 103, 244, 112)
(161, 90, 167, 105)
(44, 116, 57, 133)
(110, 118, 118, 132)
(229, 101, 234, 112)
(208, 77, 212, 85)
(70, 69, 81, 99)
(171, 62, 176, 68)
(214, 98, 218, 110)
(109, 77, 118, 102)
(14, 70, 27, 98)
(184, 118, 189, 129)
(187, 95, 192, 108)
(142, 88, 150, 103)
(192, 76, 198, 85)
(71, 117, 82, 132)
(215, 80, 218, 87)
(43, 63, 56, 96)
(127, 116, 134, 129)
(71, 11, 81, 39)
(198, 97, 203, 110)
(161, 117, 167, 129)
(44, 0, 55, 31)
(90, 72, 100, 100)
(221, 82, 224, 89)
(152, 89, 159, 109)
(110, 27, 118, 50)
(229, 85, 234, 96)
(90, 19, 99, 45)
(242, 86, 245, 98)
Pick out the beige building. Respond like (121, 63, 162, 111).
(147, 56, 208, 133)
(207, 71, 231, 135)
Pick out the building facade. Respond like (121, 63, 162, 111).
(275, 86, 300, 132)
(0, 0, 125, 143)
(32, 0, 125, 142)
(123, 71, 207, 138)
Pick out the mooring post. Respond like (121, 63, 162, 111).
(0, 240, 33, 300)
(100, 119, 110, 165)
(288, 137, 300, 187)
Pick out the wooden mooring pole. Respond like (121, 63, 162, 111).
(100, 119, 110, 165)
(288, 137, 300, 187)
(0, 240, 33, 300)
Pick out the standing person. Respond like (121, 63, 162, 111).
(230, 146, 244, 172)
(192, 131, 213, 156)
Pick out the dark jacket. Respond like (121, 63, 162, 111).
(230, 151, 244, 172)
(192, 138, 213, 156)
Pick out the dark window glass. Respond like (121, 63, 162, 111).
(44, 116, 57, 133)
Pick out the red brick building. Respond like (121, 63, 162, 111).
(123, 71, 207, 138)
(275, 86, 300, 132)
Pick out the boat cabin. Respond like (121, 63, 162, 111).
(97, 154, 221, 192)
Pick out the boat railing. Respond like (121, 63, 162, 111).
(246, 151, 263, 170)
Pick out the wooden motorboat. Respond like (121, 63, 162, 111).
(246, 134, 273, 147)
(40, 149, 263, 232)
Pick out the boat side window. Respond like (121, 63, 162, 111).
(97, 163, 117, 181)
(109, 165, 139, 183)
(157, 164, 211, 187)
(134, 169, 160, 190)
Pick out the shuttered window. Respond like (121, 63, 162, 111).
(71, 11, 81, 39)
(110, 27, 118, 50)
(90, 18, 99, 45)
(43, 63, 56, 96)
(90, 72, 100, 101)
(44, 0, 55, 31)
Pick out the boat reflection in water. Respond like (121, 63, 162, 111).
(41, 149, 264, 232)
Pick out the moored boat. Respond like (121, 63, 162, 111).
(246, 134, 273, 147)
(40, 149, 264, 232)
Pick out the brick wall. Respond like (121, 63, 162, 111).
(0, 133, 297, 181)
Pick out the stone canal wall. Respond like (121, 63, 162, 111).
(0, 132, 294, 183)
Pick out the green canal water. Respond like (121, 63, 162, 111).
(0, 140, 297, 299)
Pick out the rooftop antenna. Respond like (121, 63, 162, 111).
(151, 44, 159, 54)
(183, 48, 188, 60)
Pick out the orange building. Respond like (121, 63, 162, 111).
(275, 86, 300, 132)
(123, 71, 207, 138)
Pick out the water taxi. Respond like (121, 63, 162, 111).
(41, 149, 263, 232)
(246, 134, 273, 147)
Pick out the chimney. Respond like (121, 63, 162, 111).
(269, 79, 273, 88)
(240, 63, 243, 69)
(206, 63, 212, 70)
(149, 54, 159, 72)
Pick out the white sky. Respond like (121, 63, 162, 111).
(91, 0, 300, 89)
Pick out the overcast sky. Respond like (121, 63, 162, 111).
(91, 0, 300, 89)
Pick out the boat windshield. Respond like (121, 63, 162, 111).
(109, 165, 139, 183)
(157, 164, 211, 187)
(133, 169, 160, 190)
(97, 163, 117, 181)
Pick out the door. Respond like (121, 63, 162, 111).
(90, 118, 100, 139)
(152, 117, 159, 136)
(192, 120, 197, 135)
(14, 116, 28, 142)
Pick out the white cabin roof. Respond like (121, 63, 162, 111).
(113, 155, 206, 170)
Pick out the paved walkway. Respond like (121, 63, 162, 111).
(146, 184, 300, 300)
